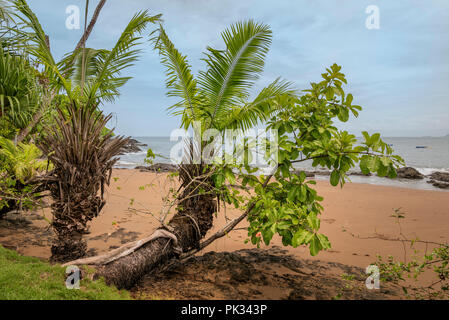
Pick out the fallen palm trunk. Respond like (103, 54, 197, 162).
(63, 175, 271, 289)
(64, 210, 247, 289)
(64, 198, 217, 289)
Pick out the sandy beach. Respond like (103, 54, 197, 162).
(1, 168, 448, 297)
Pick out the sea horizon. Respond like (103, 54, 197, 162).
(115, 136, 449, 192)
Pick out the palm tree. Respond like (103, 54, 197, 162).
(3, 0, 108, 143)
(153, 21, 296, 251)
(39, 104, 128, 261)
(8, 0, 161, 261)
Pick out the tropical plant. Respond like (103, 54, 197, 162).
(176, 64, 404, 258)
(0, 47, 42, 139)
(39, 104, 128, 261)
(0, 0, 12, 23)
(229, 64, 404, 255)
(0, 136, 48, 218)
(151, 20, 296, 254)
(0, 136, 47, 181)
(6, 0, 161, 261)
(370, 209, 449, 299)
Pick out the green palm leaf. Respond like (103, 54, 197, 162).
(8, 0, 71, 96)
(0, 47, 42, 133)
(0, 136, 47, 182)
(58, 47, 105, 90)
(198, 20, 272, 123)
(154, 24, 199, 129)
(0, 0, 12, 22)
(85, 10, 161, 104)
(223, 78, 297, 131)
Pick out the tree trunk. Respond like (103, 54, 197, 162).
(50, 188, 105, 262)
(74, 0, 107, 52)
(64, 173, 270, 290)
(95, 185, 217, 289)
(16, 103, 47, 144)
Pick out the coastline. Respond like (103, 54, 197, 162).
(117, 137, 449, 192)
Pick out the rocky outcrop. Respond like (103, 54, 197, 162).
(396, 167, 424, 179)
(427, 180, 449, 189)
(426, 171, 449, 189)
(428, 172, 449, 183)
(119, 138, 147, 155)
(135, 163, 178, 173)
(293, 170, 372, 178)
(349, 171, 372, 177)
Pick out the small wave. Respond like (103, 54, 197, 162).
(415, 167, 449, 175)
(116, 160, 139, 166)
(123, 151, 147, 156)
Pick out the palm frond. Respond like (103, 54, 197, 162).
(0, 136, 46, 182)
(8, 0, 71, 95)
(222, 78, 297, 131)
(0, 46, 42, 132)
(57, 47, 105, 89)
(0, 0, 12, 23)
(85, 10, 161, 104)
(154, 24, 199, 129)
(198, 20, 272, 123)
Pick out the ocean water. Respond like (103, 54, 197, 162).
(116, 136, 449, 191)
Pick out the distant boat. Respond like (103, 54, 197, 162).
(416, 146, 428, 149)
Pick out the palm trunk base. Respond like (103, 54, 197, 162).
(51, 236, 87, 263)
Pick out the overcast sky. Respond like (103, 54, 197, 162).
(27, 0, 449, 137)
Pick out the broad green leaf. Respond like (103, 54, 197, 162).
(309, 234, 322, 256)
(330, 170, 340, 186)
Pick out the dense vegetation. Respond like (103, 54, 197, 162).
(1, 0, 160, 261)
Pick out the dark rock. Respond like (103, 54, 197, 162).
(135, 163, 177, 173)
(119, 138, 148, 155)
(396, 167, 424, 179)
(294, 170, 372, 178)
(349, 171, 372, 177)
(428, 172, 449, 183)
(427, 179, 449, 189)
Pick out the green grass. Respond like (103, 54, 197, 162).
(0, 245, 131, 300)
